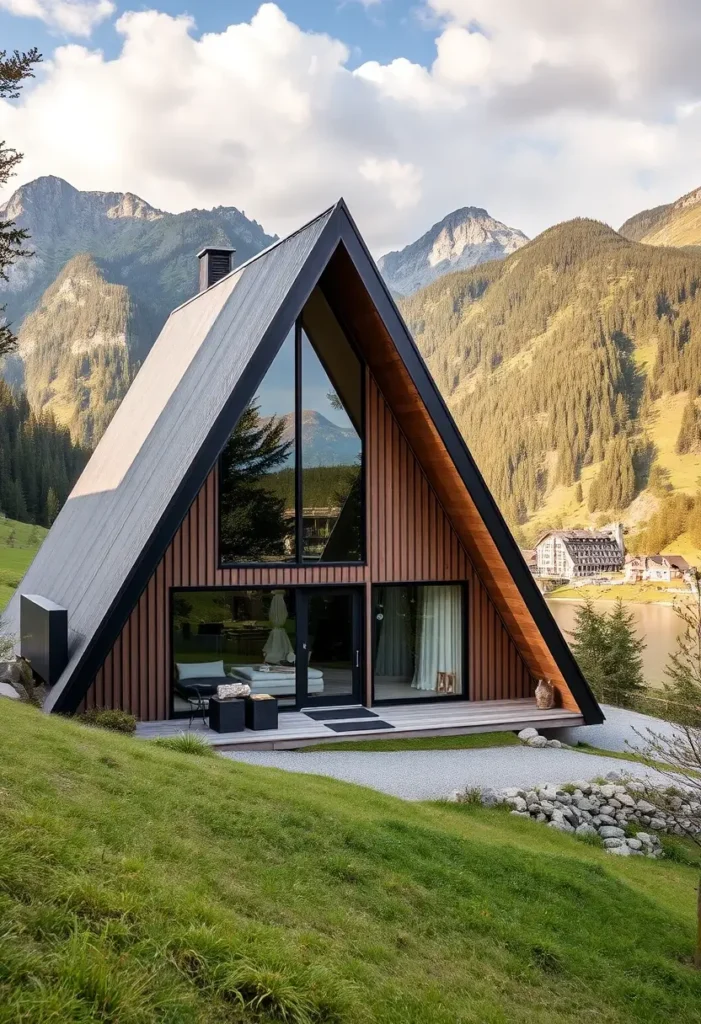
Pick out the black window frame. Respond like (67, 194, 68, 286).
(218, 312, 367, 569)
(169, 583, 365, 718)
(370, 580, 469, 706)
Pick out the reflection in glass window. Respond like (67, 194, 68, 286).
(301, 328, 363, 562)
(219, 330, 296, 563)
(172, 589, 298, 709)
(373, 584, 464, 700)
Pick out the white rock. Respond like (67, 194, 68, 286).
(548, 819, 575, 833)
(575, 823, 598, 837)
(626, 838, 643, 850)
(546, 739, 562, 748)
(607, 844, 632, 856)
(649, 817, 667, 831)
(518, 728, 539, 742)
(527, 736, 549, 748)
(600, 785, 616, 799)
(636, 800, 657, 815)
(599, 825, 626, 839)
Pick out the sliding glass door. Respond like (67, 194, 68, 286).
(171, 585, 363, 715)
(296, 588, 363, 707)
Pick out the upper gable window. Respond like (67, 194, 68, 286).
(219, 328, 296, 564)
(219, 293, 365, 566)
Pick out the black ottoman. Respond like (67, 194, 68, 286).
(208, 696, 245, 733)
(245, 697, 278, 731)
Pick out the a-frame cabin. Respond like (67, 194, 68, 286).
(5, 201, 603, 744)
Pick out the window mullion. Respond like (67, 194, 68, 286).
(294, 319, 303, 564)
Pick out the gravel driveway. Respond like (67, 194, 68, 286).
(222, 745, 664, 801)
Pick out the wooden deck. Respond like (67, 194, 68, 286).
(136, 699, 584, 750)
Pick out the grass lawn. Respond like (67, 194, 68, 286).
(0, 517, 46, 612)
(1, 700, 701, 1023)
(300, 730, 522, 752)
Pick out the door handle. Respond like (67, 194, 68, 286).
(355, 650, 360, 668)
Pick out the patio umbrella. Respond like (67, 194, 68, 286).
(263, 590, 294, 665)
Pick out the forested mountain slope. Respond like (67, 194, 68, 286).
(16, 255, 148, 447)
(0, 176, 276, 443)
(401, 219, 701, 548)
(0, 380, 87, 526)
(620, 185, 701, 248)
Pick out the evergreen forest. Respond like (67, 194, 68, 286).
(402, 218, 701, 546)
(0, 379, 87, 526)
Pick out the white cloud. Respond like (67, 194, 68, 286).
(0, 0, 115, 36)
(1, 1, 701, 254)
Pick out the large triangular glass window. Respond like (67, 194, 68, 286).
(219, 291, 365, 566)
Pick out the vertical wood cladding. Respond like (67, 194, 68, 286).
(84, 372, 532, 717)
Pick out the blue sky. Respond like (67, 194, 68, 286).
(0, 2, 439, 70)
(1, 1, 701, 254)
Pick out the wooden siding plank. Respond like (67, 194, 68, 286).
(85, 370, 535, 719)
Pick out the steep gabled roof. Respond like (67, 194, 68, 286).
(4, 205, 339, 710)
(5, 199, 603, 723)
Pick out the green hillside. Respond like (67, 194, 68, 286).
(1, 175, 275, 446)
(0, 700, 700, 1022)
(620, 187, 701, 249)
(0, 516, 46, 610)
(17, 254, 147, 448)
(402, 218, 701, 548)
(0, 378, 87, 529)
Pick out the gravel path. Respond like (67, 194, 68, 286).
(222, 746, 665, 801)
(549, 704, 684, 753)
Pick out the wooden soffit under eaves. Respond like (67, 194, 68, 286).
(320, 243, 579, 713)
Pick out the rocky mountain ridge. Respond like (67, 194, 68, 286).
(378, 206, 528, 296)
(619, 183, 701, 247)
(0, 176, 276, 445)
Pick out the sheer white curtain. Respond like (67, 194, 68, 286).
(376, 586, 413, 678)
(263, 590, 294, 664)
(411, 585, 463, 693)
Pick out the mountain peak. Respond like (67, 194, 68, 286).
(0, 175, 164, 225)
(378, 206, 528, 297)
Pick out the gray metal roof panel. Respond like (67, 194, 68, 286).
(4, 205, 336, 707)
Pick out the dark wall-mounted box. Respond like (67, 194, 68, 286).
(20, 594, 68, 686)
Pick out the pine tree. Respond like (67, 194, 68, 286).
(569, 600, 609, 700)
(675, 396, 700, 454)
(604, 600, 647, 708)
(663, 572, 701, 725)
(46, 487, 60, 525)
(0, 47, 42, 357)
(574, 481, 583, 504)
(570, 599, 647, 707)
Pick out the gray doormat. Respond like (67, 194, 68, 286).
(305, 708, 378, 721)
(325, 720, 394, 733)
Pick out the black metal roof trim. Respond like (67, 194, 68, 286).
(333, 201, 603, 725)
(16, 197, 602, 724)
(46, 207, 345, 714)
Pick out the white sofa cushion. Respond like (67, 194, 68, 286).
(231, 665, 323, 682)
(176, 660, 226, 680)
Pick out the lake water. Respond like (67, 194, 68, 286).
(546, 599, 686, 689)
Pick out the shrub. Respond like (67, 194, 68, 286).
(153, 732, 215, 757)
(76, 707, 137, 734)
